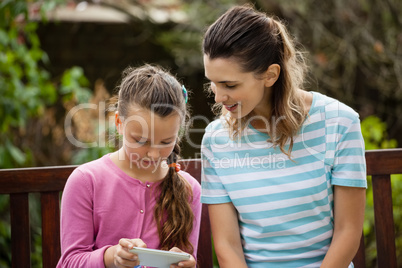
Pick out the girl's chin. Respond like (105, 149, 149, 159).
(139, 160, 159, 168)
(137, 159, 169, 169)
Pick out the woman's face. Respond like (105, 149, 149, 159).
(203, 54, 271, 119)
(117, 105, 181, 171)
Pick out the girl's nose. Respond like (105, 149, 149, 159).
(147, 146, 160, 159)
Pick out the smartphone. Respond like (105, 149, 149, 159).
(129, 247, 190, 268)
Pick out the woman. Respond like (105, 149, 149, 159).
(201, 5, 366, 268)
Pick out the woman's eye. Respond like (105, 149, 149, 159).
(225, 84, 236, 89)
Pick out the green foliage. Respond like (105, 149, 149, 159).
(361, 115, 398, 150)
(156, 0, 240, 75)
(0, 195, 11, 266)
(60, 66, 91, 103)
(72, 145, 115, 165)
(256, 0, 402, 146)
(0, 1, 92, 267)
(0, 1, 91, 169)
(72, 125, 117, 165)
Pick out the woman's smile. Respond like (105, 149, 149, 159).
(224, 103, 239, 112)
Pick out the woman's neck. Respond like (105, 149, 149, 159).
(249, 89, 312, 134)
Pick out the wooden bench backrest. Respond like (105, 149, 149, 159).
(352, 149, 402, 268)
(0, 149, 401, 268)
(0, 160, 212, 268)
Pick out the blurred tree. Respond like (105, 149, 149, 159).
(0, 0, 92, 168)
(256, 0, 402, 144)
(0, 0, 91, 266)
(93, 0, 402, 145)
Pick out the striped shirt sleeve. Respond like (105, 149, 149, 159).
(201, 124, 232, 204)
(324, 100, 367, 187)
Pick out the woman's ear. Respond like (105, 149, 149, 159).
(264, 64, 280, 87)
(115, 111, 123, 135)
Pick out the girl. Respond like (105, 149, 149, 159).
(201, 5, 366, 268)
(57, 64, 201, 268)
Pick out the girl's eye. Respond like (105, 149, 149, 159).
(161, 141, 174, 145)
(134, 138, 148, 145)
(225, 84, 236, 89)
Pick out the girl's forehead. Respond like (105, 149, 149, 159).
(126, 105, 150, 117)
(123, 106, 181, 137)
(124, 105, 181, 121)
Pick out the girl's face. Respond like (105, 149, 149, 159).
(203, 55, 272, 119)
(117, 106, 181, 171)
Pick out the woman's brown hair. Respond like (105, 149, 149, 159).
(203, 4, 308, 158)
(116, 64, 194, 253)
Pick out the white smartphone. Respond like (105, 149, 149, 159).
(129, 247, 191, 268)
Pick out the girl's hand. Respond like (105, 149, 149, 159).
(105, 238, 147, 268)
(168, 247, 196, 268)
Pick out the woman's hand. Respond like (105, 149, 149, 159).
(168, 247, 196, 268)
(104, 238, 147, 268)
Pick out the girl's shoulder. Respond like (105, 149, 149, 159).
(74, 154, 111, 175)
(178, 169, 201, 202)
(67, 155, 113, 186)
(178, 169, 201, 191)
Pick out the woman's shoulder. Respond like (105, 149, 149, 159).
(205, 116, 225, 129)
(203, 116, 230, 138)
(310, 91, 360, 121)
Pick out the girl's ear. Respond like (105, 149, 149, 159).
(115, 111, 123, 135)
(264, 64, 281, 87)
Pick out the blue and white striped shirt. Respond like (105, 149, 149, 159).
(201, 92, 366, 267)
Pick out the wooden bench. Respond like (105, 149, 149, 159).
(0, 148, 401, 268)
(0, 159, 211, 268)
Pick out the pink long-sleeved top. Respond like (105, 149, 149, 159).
(56, 154, 202, 268)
